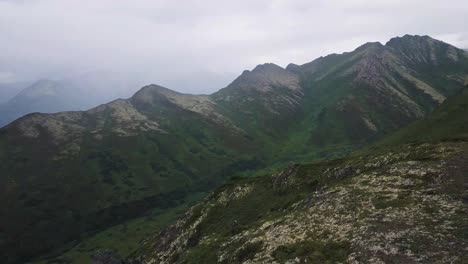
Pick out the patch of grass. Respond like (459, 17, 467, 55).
(196, 179, 306, 238)
(377, 88, 468, 145)
(35, 192, 206, 264)
(272, 240, 351, 264)
(236, 241, 263, 263)
(183, 242, 218, 264)
(373, 194, 412, 210)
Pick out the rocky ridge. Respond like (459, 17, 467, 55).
(130, 142, 467, 264)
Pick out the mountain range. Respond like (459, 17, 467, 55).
(1, 35, 468, 263)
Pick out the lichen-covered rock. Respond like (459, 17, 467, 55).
(130, 142, 468, 264)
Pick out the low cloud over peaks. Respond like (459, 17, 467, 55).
(0, 0, 467, 93)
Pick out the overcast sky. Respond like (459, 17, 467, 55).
(0, 0, 467, 94)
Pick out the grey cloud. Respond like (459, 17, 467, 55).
(0, 0, 467, 95)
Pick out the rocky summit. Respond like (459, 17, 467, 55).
(1, 35, 468, 263)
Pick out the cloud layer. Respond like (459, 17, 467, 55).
(0, 0, 467, 93)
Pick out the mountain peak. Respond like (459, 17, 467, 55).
(386, 34, 464, 64)
(251, 63, 285, 73)
(235, 63, 286, 77)
(385, 34, 438, 47)
(285, 63, 301, 73)
(137, 84, 175, 94)
(354, 42, 384, 53)
(223, 63, 300, 92)
(131, 84, 180, 105)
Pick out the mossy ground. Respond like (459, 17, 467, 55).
(132, 141, 468, 264)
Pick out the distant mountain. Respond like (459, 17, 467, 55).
(0, 79, 81, 127)
(0, 72, 149, 127)
(1, 35, 468, 263)
(0, 81, 30, 104)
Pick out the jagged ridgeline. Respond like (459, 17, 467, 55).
(129, 88, 468, 263)
(0, 35, 467, 263)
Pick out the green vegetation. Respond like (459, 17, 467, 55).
(378, 87, 468, 145)
(183, 243, 219, 264)
(372, 194, 412, 210)
(273, 240, 351, 263)
(35, 192, 205, 264)
(236, 241, 264, 263)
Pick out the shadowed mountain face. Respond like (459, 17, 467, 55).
(1, 35, 468, 263)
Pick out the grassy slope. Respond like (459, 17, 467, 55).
(0, 96, 259, 263)
(265, 41, 468, 164)
(34, 192, 206, 264)
(378, 87, 468, 144)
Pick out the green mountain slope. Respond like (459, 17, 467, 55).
(0, 86, 257, 263)
(378, 87, 468, 144)
(209, 36, 468, 163)
(130, 87, 468, 264)
(283, 35, 468, 160)
(1, 35, 468, 263)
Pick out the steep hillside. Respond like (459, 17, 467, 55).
(1, 35, 468, 263)
(130, 88, 468, 264)
(0, 85, 257, 263)
(281, 35, 468, 160)
(212, 63, 304, 134)
(211, 35, 468, 163)
(378, 87, 468, 144)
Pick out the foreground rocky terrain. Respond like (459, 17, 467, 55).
(132, 142, 467, 264)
